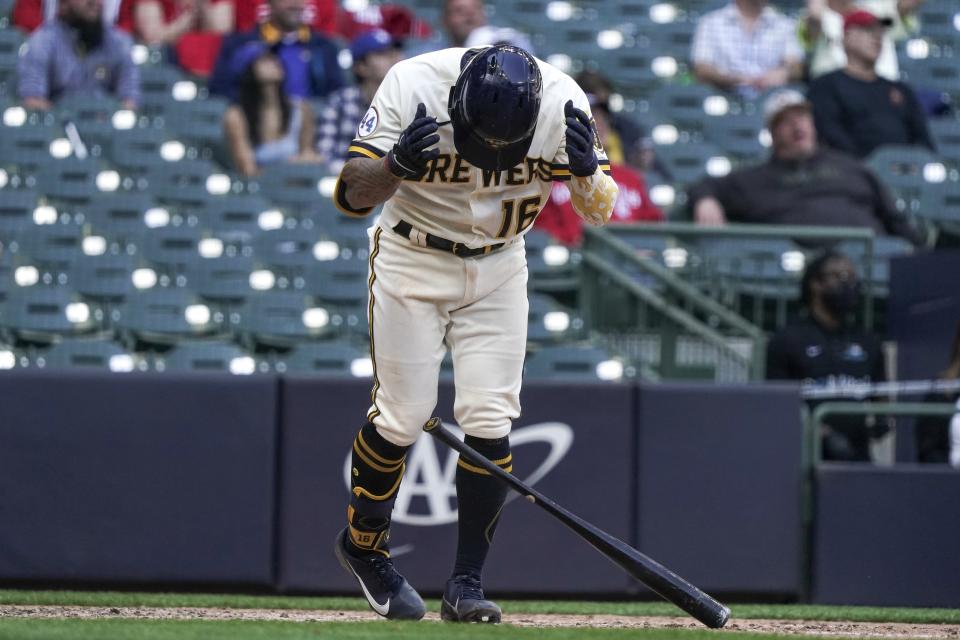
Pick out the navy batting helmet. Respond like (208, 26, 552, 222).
(448, 45, 542, 172)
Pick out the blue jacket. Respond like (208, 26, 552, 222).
(210, 23, 344, 103)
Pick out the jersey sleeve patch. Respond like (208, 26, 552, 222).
(357, 106, 380, 138)
(348, 140, 388, 160)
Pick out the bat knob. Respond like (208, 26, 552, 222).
(423, 417, 442, 432)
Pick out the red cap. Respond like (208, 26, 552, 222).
(843, 9, 893, 32)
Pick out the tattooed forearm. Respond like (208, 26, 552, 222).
(340, 157, 404, 211)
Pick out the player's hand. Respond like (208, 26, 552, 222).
(564, 100, 599, 177)
(387, 103, 441, 179)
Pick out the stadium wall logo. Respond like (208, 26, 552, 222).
(342, 422, 574, 526)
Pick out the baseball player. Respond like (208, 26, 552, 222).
(332, 44, 617, 623)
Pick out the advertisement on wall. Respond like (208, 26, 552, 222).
(278, 378, 635, 594)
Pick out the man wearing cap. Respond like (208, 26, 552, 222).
(802, 0, 924, 81)
(209, 0, 343, 102)
(808, 9, 934, 158)
(316, 29, 404, 171)
(690, 88, 922, 246)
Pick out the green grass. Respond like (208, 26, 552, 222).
(0, 590, 958, 624)
(0, 618, 830, 640)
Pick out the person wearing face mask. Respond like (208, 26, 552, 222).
(766, 251, 887, 462)
(17, 0, 140, 110)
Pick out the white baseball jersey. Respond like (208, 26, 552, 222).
(335, 47, 611, 247)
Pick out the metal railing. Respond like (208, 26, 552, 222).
(581, 223, 880, 380)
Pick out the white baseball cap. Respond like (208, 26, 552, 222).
(763, 89, 811, 128)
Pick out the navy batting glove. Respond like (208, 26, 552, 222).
(564, 100, 599, 177)
(387, 102, 441, 179)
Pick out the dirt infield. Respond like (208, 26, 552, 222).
(2, 605, 959, 638)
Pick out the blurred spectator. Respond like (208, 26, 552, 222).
(233, 1, 431, 42)
(406, 0, 487, 55)
(441, 0, 487, 48)
(117, 0, 235, 76)
(691, 0, 804, 95)
(689, 89, 922, 246)
(13, 0, 121, 33)
(537, 99, 663, 246)
(915, 320, 960, 465)
(576, 70, 654, 173)
(235, 0, 335, 34)
(315, 29, 403, 172)
(464, 25, 533, 53)
(18, 0, 140, 110)
(766, 251, 887, 462)
(808, 9, 934, 158)
(802, 0, 923, 81)
(209, 0, 343, 102)
(223, 51, 319, 177)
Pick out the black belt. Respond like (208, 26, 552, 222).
(391, 220, 504, 258)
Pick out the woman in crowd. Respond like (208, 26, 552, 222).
(223, 48, 320, 177)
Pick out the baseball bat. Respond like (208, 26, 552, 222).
(424, 418, 730, 629)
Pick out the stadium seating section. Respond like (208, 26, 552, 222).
(0, 0, 958, 382)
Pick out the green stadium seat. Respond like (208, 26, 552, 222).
(524, 344, 622, 381)
(161, 339, 260, 374)
(918, 181, 960, 225)
(251, 227, 323, 283)
(647, 19, 698, 60)
(18, 223, 84, 268)
(653, 140, 728, 185)
(41, 337, 137, 371)
(705, 111, 767, 162)
(277, 341, 370, 377)
(650, 84, 734, 134)
(139, 225, 204, 277)
(106, 126, 188, 175)
(524, 229, 579, 294)
(200, 195, 275, 237)
(0, 189, 38, 241)
(305, 255, 368, 307)
(70, 252, 140, 304)
(117, 288, 221, 345)
(306, 196, 371, 245)
(1, 286, 99, 343)
(186, 254, 259, 305)
(865, 145, 944, 203)
(138, 64, 189, 116)
(35, 157, 107, 207)
(165, 96, 231, 164)
(916, 5, 960, 46)
(900, 54, 960, 95)
(146, 158, 231, 208)
(0, 114, 64, 170)
(254, 163, 327, 212)
(0, 27, 23, 60)
(55, 94, 124, 146)
(235, 290, 333, 347)
(527, 292, 581, 345)
(79, 192, 158, 241)
(929, 118, 960, 171)
(0, 248, 11, 303)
